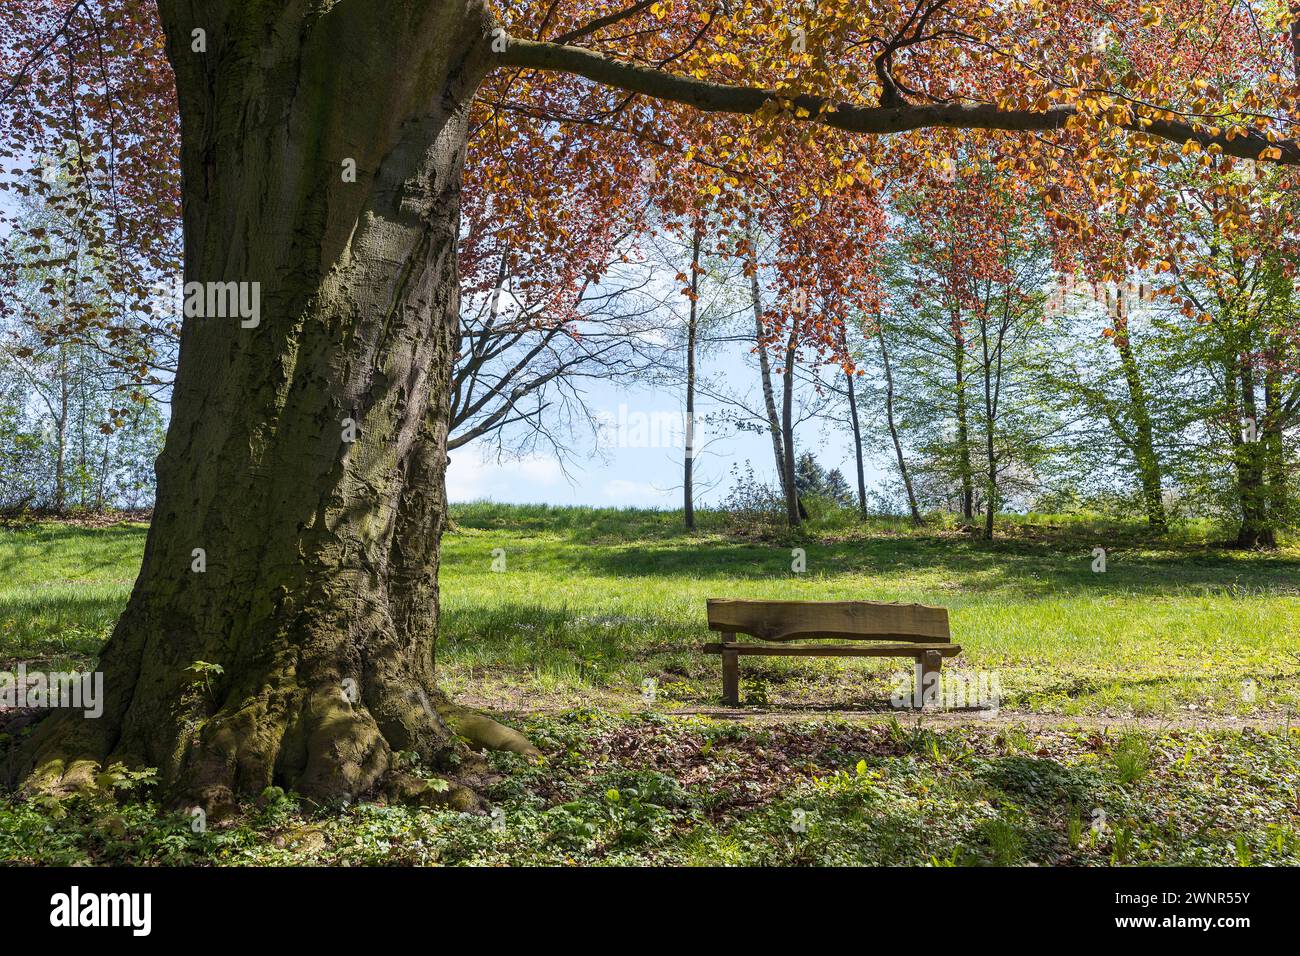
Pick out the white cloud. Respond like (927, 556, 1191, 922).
(446, 453, 564, 502)
(602, 479, 674, 505)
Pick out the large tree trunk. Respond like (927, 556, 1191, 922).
(12, 0, 531, 814)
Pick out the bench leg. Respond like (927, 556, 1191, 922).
(916, 650, 943, 709)
(721, 635, 739, 706)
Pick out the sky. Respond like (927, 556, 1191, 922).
(446, 341, 892, 509)
(446, 217, 901, 510)
(2, 165, 893, 513)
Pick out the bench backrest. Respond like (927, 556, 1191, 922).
(707, 599, 950, 643)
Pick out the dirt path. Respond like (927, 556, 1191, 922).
(453, 688, 1298, 732)
(669, 706, 1299, 732)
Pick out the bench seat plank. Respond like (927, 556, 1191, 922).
(706, 598, 950, 643)
(703, 641, 962, 658)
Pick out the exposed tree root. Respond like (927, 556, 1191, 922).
(438, 701, 541, 758)
(5, 691, 538, 820)
(382, 771, 482, 812)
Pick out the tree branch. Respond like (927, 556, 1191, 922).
(497, 38, 1300, 165)
(552, 0, 660, 45)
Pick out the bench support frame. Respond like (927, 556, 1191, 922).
(705, 642, 959, 709)
(703, 598, 960, 709)
(919, 649, 943, 710)
(720, 633, 740, 706)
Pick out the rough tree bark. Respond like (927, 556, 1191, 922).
(13, 0, 533, 813)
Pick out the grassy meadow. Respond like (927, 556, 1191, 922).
(1, 504, 1298, 866)
(438, 503, 1300, 719)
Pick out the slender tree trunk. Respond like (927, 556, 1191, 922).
(74, 353, 90, 510)
(982, 398, 996, 539)
(1263, 363, 1289, 528)
(834, 314, 868, 519)
(979, 315, 997, 541)
(749, 262, 788, 504)
(1234, 357, 1275, 548)
(780, 323, 803, 527)
(683, 222, 702, 530)
(953, 319, 974, 522)
(877, 324, 923, 525)
(95, 438, 110, 512)
(1112, 306, 1167, 532)
(14, 0, 534, 812)
(53, 348, 69, 514)
(845, 367, 868, 519)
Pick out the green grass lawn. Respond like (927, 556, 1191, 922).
(437, 503, 1300, 720)
(3, 505, 1297, 718)
(0, 522, 144, 672)
(1, 505, 1298, 866)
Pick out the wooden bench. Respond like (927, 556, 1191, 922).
(702, 598, 961, 707)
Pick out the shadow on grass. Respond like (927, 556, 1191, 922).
(0, 591, 123, 667)
(0, 523, 148, 581)
(563, 535, 1300, 597)
(440, 602, 701, 665)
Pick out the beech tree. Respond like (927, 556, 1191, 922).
(1040, 277, 1177, 531)
(3, 0, 1298, 812)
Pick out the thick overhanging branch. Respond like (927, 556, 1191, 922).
(498, 38, 1300, 165)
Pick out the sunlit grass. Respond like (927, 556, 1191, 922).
(439, 505, 1300, 717)
(0, 522, 143, 670)
(2, 506, 1297, 717)
(2, 508, 1297, 867)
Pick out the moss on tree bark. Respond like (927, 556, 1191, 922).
(10, 0, 536, 814)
